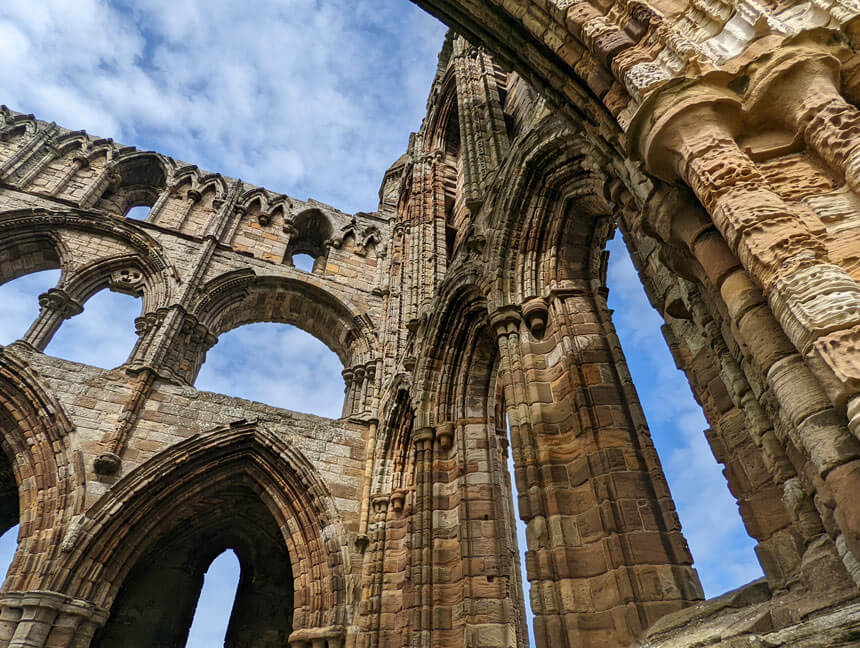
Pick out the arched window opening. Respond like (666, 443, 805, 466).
(0, 269, 62, 346)
(125, 204, 151, 221)
(0, 443, 19, 589)
(45, 288, 140, 369)
(285, 209, 332, 275)
(186, 550, 241, 648)
(0, 524, 18, 589)
(195, 322, 344, 418)
(604, 235, 762, 596)
(292, 252, 316, 273)
(94, 155, 166, 216)
(0, 411, 21, 590)
(92, 487, 295, 648)
(441, 106, 467, 263)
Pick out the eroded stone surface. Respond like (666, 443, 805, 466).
(0, 1, 859, 646)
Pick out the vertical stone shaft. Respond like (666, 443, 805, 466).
(493, 290, 703, 648)
(20, 289, 82, 351)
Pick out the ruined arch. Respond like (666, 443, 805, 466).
(89, 152, 170, 216)
(0, 209, 172, 280)
(62, 253, 170, 316)
(192, 272, 374, 369)
(51, 422, 350, 643)
(285, 208, 334, 271)
(483, 114, 608, 308)
(0, 352, 84, 593)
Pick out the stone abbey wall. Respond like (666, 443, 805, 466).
(0, 0, 860, 646)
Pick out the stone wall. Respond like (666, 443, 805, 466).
(0, 0, 859, 644)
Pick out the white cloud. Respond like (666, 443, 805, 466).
(0, 0, 447, 212)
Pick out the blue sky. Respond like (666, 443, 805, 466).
(0, 1, 761, 642)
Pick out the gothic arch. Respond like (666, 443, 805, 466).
(285, 207, 334, 267)
(50, 422, 351, 636)
(413, 263, 493, 428)
(0, 351, 85, 592)
(0, 209, 172, 280)
(483, 114, 611, 307)
(412, 0, 620, 132)
(88, 151, 171, 215)
(0, 227, 67, 286)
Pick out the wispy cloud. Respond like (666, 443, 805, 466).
(0, 0, 447, 212)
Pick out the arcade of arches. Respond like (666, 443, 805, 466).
(0, 0, 860, 645)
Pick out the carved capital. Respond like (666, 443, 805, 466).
(521, 297, 549, 337)
(436, 421, 455, 450)
(389, 489, 407, 513)
(109, 267, 145, 296)
(38, 288, 82, 319)
(488, 305, 521, 337)
(414, 426, 435, 450)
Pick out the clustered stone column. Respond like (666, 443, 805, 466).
(639, 65, 860, 578)
(491, 289, 703, 648)
(0, 592, 108, 648)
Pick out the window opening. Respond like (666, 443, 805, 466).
(0, 524, 17, 589)
(125, 205, 151, 220)
(604, 236, 762, 596)
(46, 289, 139, 369)
(292, 253, 316, 273)
(185, 549, 241, 648)
(195, 322, 344, 418)
(0, 269, 61, 346)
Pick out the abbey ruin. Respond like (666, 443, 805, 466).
(0, 1, 859, 646)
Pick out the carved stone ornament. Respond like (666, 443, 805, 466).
(109, 268, 145, 296)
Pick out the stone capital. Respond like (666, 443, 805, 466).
(38, 288, 83, 319)
(488, 305, 521, 337)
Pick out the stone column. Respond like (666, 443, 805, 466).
(20, 289, 82, 351)
(491, 296, 702, 648)
(649, 181, 860, 579)
(642, 91, 860, 414)
(341, 369, 354, 418)
(358, 494, 389, 648)
(746, 49, 860, 439)
(352, 367, 366, 417)
(0, 591, 108, 648)
(410, 426, 434, 648)
(176, 188, 201, 230)
(49, 156, 89, 197)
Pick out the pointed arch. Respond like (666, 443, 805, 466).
(412, 262, 492, 428)
(51, 422, 350, 638)
(0, 351, 85, 592)
(62, 253, 171, 315)
(483, 114, 610, 307)
(0, 209, 172, 273)
(90, 151, 171, 215)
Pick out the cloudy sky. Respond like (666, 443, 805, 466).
(0, 0, 761, 643)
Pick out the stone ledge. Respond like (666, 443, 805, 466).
(634, 578, 860, 648)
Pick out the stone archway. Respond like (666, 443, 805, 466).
(51, 422, 351, 647)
